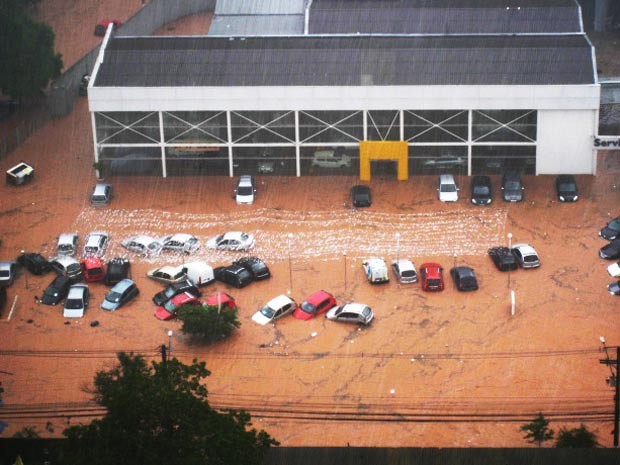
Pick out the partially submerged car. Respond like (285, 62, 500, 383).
(311, 147, 351, 169)
(555, 174, 579, 202)
(488, 247, 518, 271)
(326, 302, 374, 325)
(105, 258, 131, 286)
(101, 279, 139, 311)
(16, 252, 51, 275)
(351, 185, 371, 208)
(146, 265, 187, 284)
(183, 261, 215, 287)
(437, 174, 459, 202)
(419, 262, 444, 292)
(501, 171, 524, 202)
(293, 290, 337, 320)
(252, 294, 297, 325)
(391, 259, 418, 284)
(40, 275, 72, 306)
(232, 257, 271, 280)
(63, 284, 89, 318)
(152, 279, 200, 307)
(90, 183, 112, 206)
(49, 256, 84, 282)
(83, 231, 109, 257)
(234, 175, 256, 205)
(470, 175, 492, 205)
(213, 264, 253, 288)
(121, 235, 163, 256)
(81, 257, 106, 283)
(362, 258, 389, 284)
(154, 291, 201, 321)
(160, 233, 200, 254)
(609, 281, 620, 296)
(206, 231, 255, 251)
(600, 216, 620, 241)
(511, 243, 540, 269)
(203, 292, 237, 311)
(57, 233, 78, 257)
(0, 262, 18, 287)
(450, 266, 479, 291)
(600, 239, 620, 260)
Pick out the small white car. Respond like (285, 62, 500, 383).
(326, 302, 374, 325)
(234, 175, 256, 205)
(83, 231, 109, 257)
(0, 261, 18, 286)
(90, 183, 112, 206)
(160, 233, 200, 254)
(121, 235, 163, 256)
(362, 258, 389, 284)
(183, 261, 215, 286)
(146, 265, 187, 284)
(391, 259, 418, 284)
(437, 174, 459, 202)
(57, 233, 78, 257)
(511, 243, 540, 269)
(63, 284, 89, 318)
(206, 231, 255, 251)
(608, 261, 620, 278)
(252, 294, 297, 325)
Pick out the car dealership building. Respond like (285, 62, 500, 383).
(87, 0, 600, 178)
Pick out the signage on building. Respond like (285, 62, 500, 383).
(593, 136, 620, 150)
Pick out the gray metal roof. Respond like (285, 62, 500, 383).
(209, 15, 304, 36)
(309, 0, 582, 34)
(94, 35, 595, 87)
(215, 0, 306, 15)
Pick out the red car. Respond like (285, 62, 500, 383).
(203, 292, 237, 311)
(94, 19, 122, 36)
(419, 262, 444, 292)
(81, 257, 105, 283)
(154, 291, 201, 321)
(293, 290, 337, 320)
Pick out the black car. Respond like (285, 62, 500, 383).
(501, 171, 524, 202)
(351, 185, 371, 207)
(233, 256, 271, 280)
(609, 281, 620, 296)
(0, 286, 6, 316)
(16, 252, 51, 275)
(213, 264, 253, 289)
(105, 258, 130, 286)
(152, 278, 200, 306)
(600, 216, 620, 241)
(78, 74, 90, 96)
(450, 266, 479, 291)
(555, 175, 578, 202)
(40, 275, 72, 305)
(599, 239, 620, 260)
(488, 247, 518, 271)
(470, 175, 492, 205)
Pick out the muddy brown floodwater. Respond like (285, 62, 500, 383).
(0, 2, 619, 448)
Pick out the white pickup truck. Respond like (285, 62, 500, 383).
(6, 162, 34, 185)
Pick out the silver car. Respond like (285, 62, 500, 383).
(160, 233, 200, 254)
(57, 233, 78, 257)
(83, 231, 109, 257)
(63, 284, 89, 318)
(326, 302, 374, 325)
(0, 261, 18, 286)
(49, 256, 83, 282)
(90, 183, 112, 206)
(101, 279, 139, 311)
(121, 235, 162, 256)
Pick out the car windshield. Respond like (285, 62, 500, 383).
(361, 307, 372, 317)
(462, 278, 476, 287)
(240, 233, 249, 241)
(163, 301, 178, 312)
(85, 246, 97, 254)
(65, 298, 82, 309)
(427, 279, 441, 286)
(260, 306, 275, 318)
(505, 181, 521, 190)
(164, 288, 177, 299)
(87, 267, 103, 276)
(300, 301, 316, 314)
(473, 186, 490, 195)
(401, 270, 416, 278)
(559, 182, 576, 192)
(440, 184, 456, 193)
(609, 220, 620, 231)
(58, 244, 72, 252)
(357, 193, 370, 201)
(237, 186, 253, 195)
(0, 271, 9, 277)
(524, 255, 538, 262)
(106, 291, 122, 303)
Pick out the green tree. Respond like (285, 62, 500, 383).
(0, 0, 63, 100)
(12, 426, 40, 438)
(520, 412, 554, 447)
(555, 424, 599, 448)
(62, 352, 277, 465)
(177, 303, 240, 344)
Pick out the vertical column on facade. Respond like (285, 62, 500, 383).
(592, 108, 599, 174)
(363, 110, 368, 141)
(90, 112, 99, 165)
(226, 111, 233, 177)
(399, 110, 404, 141)
(467, 110, 473, 177)
(294, 110, 301, 177)
(158, 111, 167, 178)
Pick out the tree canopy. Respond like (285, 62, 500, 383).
(62, 352, 278, 465)
(555, 424, 600, 448)
(520, 413, 554, 447)
(0, 0, 63, 100)
(177, 303, 240, 344)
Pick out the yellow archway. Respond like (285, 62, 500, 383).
(359, 141, 408, 181)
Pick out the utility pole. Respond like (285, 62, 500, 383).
(160, 344, 167, 364)
(599, 344, 619, 447)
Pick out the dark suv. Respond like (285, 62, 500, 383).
(488, 247, 518, 271)
(17, 252, 51, 275)
(41, 275, 72, 305)
(501, 171, 524, 202)
(350, 185, 372, 207)
(233, 257, 271, 280)
(105, 258, 130, 286)
(470, 175, 492, 205)
(214, 264, 253, 288)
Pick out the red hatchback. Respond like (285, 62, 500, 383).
(204, 292, 237, 311)
(154, 291, 201, 321)
(420, 262, 444, 292)
(293, 290, 337, 320)
(81, 257, 105, 283)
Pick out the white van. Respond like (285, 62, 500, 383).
(184, 261, 214, 286)
(437, 174, 459, 202)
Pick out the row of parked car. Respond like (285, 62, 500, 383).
(597, 215, 620, 296)
(348, 173, 580, 208)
